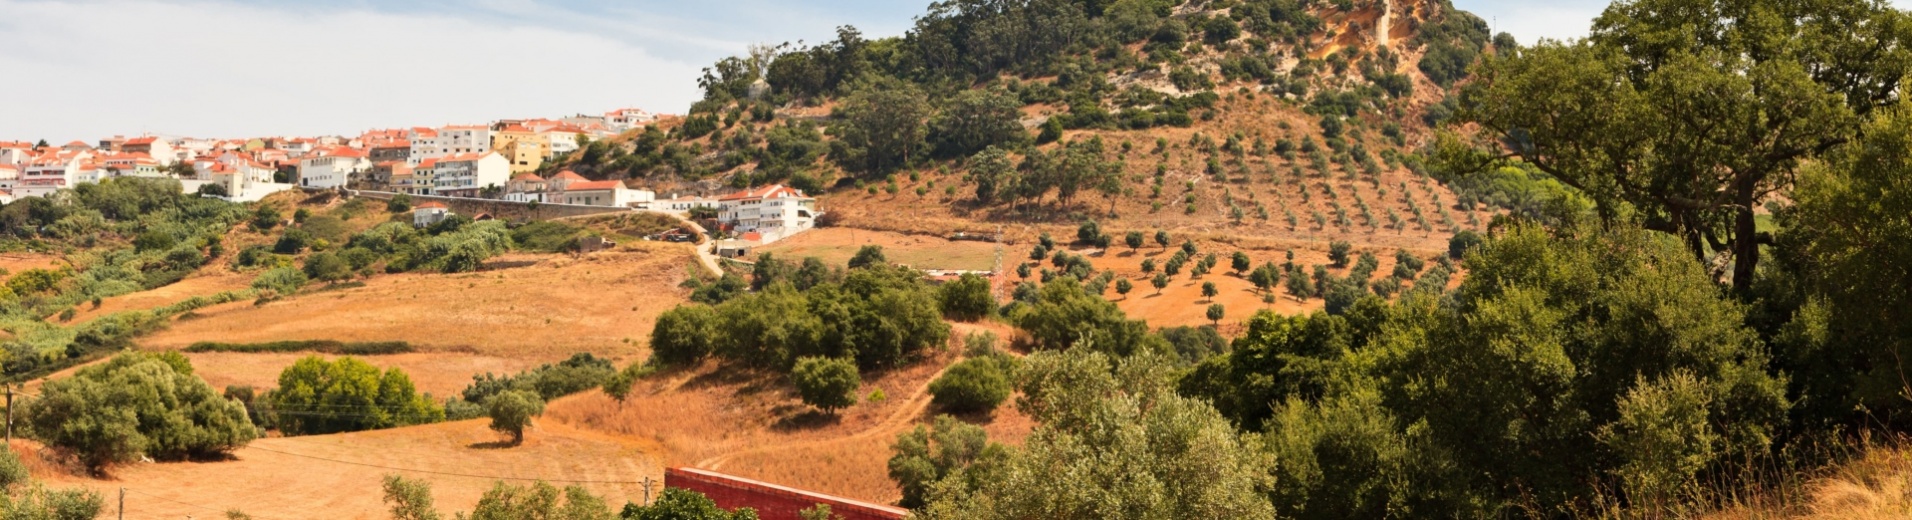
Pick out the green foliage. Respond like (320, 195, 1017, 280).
(0, 449, 27, 493)
(302, 251, 352, 283)
(921, 349, 1274, 519)
(929, 88, 1028, 158)
(1779, 104, 1912, 427)
(1159, 325, 1228, 365)
(250, 266, 307, 295)
(0, 484, 104, 520)
(791, 356, 860, 414)
(485, 389, 545, 444)
(671, 264, 949, 370)
(833, 78, 930, 176)
(620, 488, 759, 520)
(21, 352, 257, 471)
(937, 273, 995, 322)
(649, 305, 720, 366)
(458, 353, 618, 403)
(847, 245, 888, 269)
(1446, 230, 1482, 259)
(509, 220, 588, 253)
(1327, 241, 1351, 267)
(1010, 277, 1155, 356)
(382, 474, 443, 520)
(929, 356, 1016, 414)
(267, 356, 444, 435)
(467, 480, 614, 520)
(889, 415, 1007, 509)
(1452, 0, 1907, 291)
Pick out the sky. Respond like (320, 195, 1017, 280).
(0, 0, 1878, 143)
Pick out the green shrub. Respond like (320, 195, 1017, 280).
(650, 305, 718, 366)
(21, 352, 257, 471)
(791, 357, 859, 414)
(484, 390, 544, 444)
(458, 353, 616, 404)
(929, 357, 1014, 414)
(267, 356, 443, 435)
(509, 221, 586, 253)
(937, 273, 995, 322)
(250, 267, 307, 295)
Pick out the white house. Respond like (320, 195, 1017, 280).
(19, 151, 88, 197)
(561, 180, 654, 207)
(406, 127, 441, 166)
(659, 194, 723, 214)
(438, 126, 491, 155)
(718, 184, 818, 234)
(120, 137, 176, 166)
(298, 147, 369, 189)
(413, 201, 451, 227)
(0, 142, 33, 167)
(502, 173, 548, 203)
(430, 152, 509, 198)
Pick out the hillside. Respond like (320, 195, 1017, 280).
(547, 0, 1505, 255)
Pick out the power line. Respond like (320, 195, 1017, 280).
(242, 444, 645, 485)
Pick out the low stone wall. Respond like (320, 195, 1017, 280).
(350, 191, 630, 221)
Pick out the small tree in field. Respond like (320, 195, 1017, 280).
(485, 389, 544, 445)
(1207, 303, 1225, 326)
(1141, 259, 1156, 274)
(792, 357, 860, 414)
(1155, 230, 1170, 249)
(1201, 282, 1218, 302)
(1329, 241, 1353, 267)
(1125, 231, 1144, 252)
(1152, 273, 1169, 295)
(1115, 278, 1134, 299)
(1231, 251, 1251, 275)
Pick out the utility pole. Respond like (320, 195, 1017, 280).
(641, 476, 657, 506)
(117, 488, 123, 520)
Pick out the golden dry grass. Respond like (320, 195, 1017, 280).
(177, 351, 547, 398)
(31, 417, 658, 520)
(758, 227, 1002, 272)
(139, 243, 700, 361)
(546, 343, 1036, 504)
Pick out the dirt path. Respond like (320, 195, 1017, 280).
(694, 363, 953, 471)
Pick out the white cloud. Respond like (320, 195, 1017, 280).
(0, 0, 705, 142)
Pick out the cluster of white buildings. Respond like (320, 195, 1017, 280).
(0, 108, 660, 203)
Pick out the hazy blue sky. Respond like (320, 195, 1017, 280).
(0, 0, 1881, 142)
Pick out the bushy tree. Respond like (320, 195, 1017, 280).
(834, 78, 930, 176)
(1328, 241, 1352, 267)
(650, 304, 720, 366)
(467, 480, 614, 520)
(621, 488, 758, 520)
(929, 356, 1015, 414)
(251, 266, 307, 295)
(268, 356, 443, 435)
(937, 273, 995, 321)
(382, 474, 443, 520)
(791, 357, 860, 414)
(1011, 277, 1155, 355)
(485, 390, 545, 445)
(848, 245, 888, 269)
(930, 88, 1027, 158)
(921, 349, 1274, 519)
(22, 352, 257, 471)
(889, 415, 1006, 509)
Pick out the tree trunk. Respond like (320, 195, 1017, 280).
(1731, 182, 1760, 294)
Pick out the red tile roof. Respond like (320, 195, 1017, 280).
(549, 170, 588, 181)
(511, 173, 546, 182)
(719, 184, 806, 202)
(566, 180, 624, 191)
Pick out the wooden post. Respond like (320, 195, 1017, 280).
(5, 384, 12, 445)
(118, 488, 124, 520)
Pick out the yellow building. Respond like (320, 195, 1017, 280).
(490, 124, 550, 174)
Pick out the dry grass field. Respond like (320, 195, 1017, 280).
(757, 227, 1002, 272)
(28, 417, 658, 519)
(547, 323, 1036, 504)
(139, 243, 701, 361)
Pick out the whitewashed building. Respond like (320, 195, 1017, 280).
(430, 152, 509, 198)
(298, 147, 369, 189)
